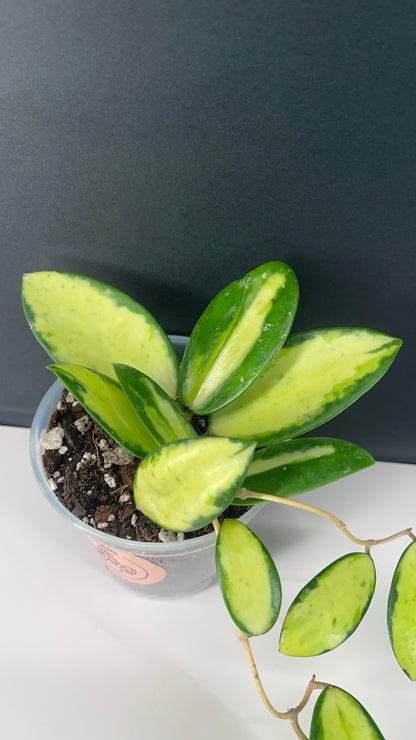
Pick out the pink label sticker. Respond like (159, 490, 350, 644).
(90, 539, 167, 584)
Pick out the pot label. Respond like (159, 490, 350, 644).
(90, 539, 167, 584)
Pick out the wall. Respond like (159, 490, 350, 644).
(1, 0, 415, 462)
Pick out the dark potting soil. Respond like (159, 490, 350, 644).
(42, 389, 249, 543)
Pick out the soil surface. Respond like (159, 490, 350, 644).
(42, 389, 249, 543)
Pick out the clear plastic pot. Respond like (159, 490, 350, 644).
(29, 335, 263, 598)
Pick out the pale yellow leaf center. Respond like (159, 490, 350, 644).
(192, 272, 285, 407)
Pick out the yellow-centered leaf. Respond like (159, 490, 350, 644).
(22, 271, 179, 396)
(134, 437, 256, 531)
(387, 540, 416, 680)
(310, 686, 385, 739)
(210, 328, 401, 445)
(279, 552, 375, 656)
(216, 519, 281, 636)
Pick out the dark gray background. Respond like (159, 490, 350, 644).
(1, 0, 415, 462)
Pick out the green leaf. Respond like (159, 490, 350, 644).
(387, 540, 416, 680)
(310, 686, 385, 740)
(179, 261, 298, 414)
(210, 328, 401, 445)
(216, 519, 281, 636)
(233, 437, 374, 505)
(49, 363, 160, 457)
(22, 271, 179, 396)
(279, 552, 375, 656)
(113, 364, 197, 447)
(134, 437, 256, 531)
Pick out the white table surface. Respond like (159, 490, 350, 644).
(1, 424, 415, 739)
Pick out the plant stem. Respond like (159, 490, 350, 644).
(236, 628, 285, 719)
(237, 489, 414, 550)
(236, 628, 328, 728)
(212, 518, 220, 535)
(212, 517, 328, 738)
(290, 718, 309, 740)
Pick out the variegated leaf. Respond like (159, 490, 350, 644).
(114, 364, 197, 447)
(210, 328, 401, 445)
(216, 519, 281, 636)
(22, 271, 179, 396)
(279, 553, 376, 656)
(134, 437, 256, 531)
(179, 261, 298, 414)
(49, 363, 160, 457)
(233, 437, 374, 504)
(310, 686, 385, 739)
(387, 540, 416, 680)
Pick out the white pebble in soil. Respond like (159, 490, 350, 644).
(74, 415, 92, 433)
(102, 445, 135, 468)
(103, 473, 117, 488)
(82, 452, 96, 463)
(158, 529, 184, 543)
(41, 426, 65, 450)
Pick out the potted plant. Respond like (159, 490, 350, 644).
(29, 333, 262, 597)
(22, 261, 414, 738)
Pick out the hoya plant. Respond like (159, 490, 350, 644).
(22, 262, 415, 739)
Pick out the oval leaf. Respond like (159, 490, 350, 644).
(22, 271, 179, 396)
(114, 364, 197, 447)
(49, 363, 161, 457)
(310, 686, 385, 740)
(387, 540, 416, 680)
(179, 261, 298, 414)
(279, 552, 375, 656)
(216, 519, 282, 636)
(210, 328, 401, 445)
(233, 437, 374, 505)
(134, 437, 256, 531)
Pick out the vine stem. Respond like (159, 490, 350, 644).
(212, 518, 221, 535)
(237, 489, 415, 550)
(211, 516, 329, 738)
(236, 628, 328, 729)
